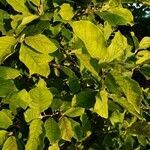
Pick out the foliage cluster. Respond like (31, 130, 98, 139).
(0, 0, 150, 149)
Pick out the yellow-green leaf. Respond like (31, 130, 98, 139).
(94, 89, 108, 118)
(71, 20, 106, 59)
(25, 119, 44, 150)
(0, 36, 17, 63)
(0, 66, 20, 79)
(0, 111, 12, 129)
(59, 3, 74, 20)
(2, 136, 18, 150)
(6, 0, 29, 14)
(59, 117, 74, 141)
(19, 44, 53, 77)
(139, 37, 150, 49)
(44, 118, 61, 144)
(25, 34, 57, 54)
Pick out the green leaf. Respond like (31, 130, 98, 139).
(64, 107, 85, 117)
(25, 119, 44, 150)
(111, 95, 142, 119)
(96, 7, 133, 26)
(71, 20, 106, 59)
(72, 90, 96, 108)
(0, 130, 8, 147)
(114, 75, 142, 113)
(24, 108, 41, 123)
(59, 116, 74, 141)
(75, 51, 100, 78)
(0, 66, 20, 79)
(25, 34, 57, 54)
(2, 136, 18, 150)
(19, 44, 53, 77)
(110, 110, 124, 125)
(29, 80, 53, 112)
(94, 89, 108, 119)
(0, 36, 17, 63)
(105, 31, 128, 62)
(6, 0, 29, 14)
(8, 89, 32, 110)
(20, 15, 39, 26)
(0, 78, 17, 97)
(136, 50, 150, 64)
(69, 118, 84, 141)
(59, 3, 74, 20)
(0, 110, 12, 129)
(44, 118, 61, 144)
(139, 37, 150, 49)
(127, 121, 150, 137)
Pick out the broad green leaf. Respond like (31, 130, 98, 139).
(48, 143, 59, 150)
(25, 119, 44, 150)
(105, 31, 127, 62)
(0, 131, 8, 147)
(44, 118, 61, 144)
(72, 90, 96, 108)
(59, 3, 74, 20)
(136, 50, 150, 64)
(96, 7, 133, 26)
(94, 89, 108, 118)
(20, 15, 39, 26)
(71, 20, 106, 59)
(0, 78, 17, 97)
(0, 36, 17, 63)
(139, 37, 150, 49)
(29, 80, 53, 112)
(59, 117, 74, 141)
(0, 66, 20, 79)
(25, 34, 57, 54)
(9, 89, 32, 110)
(110, 110, 124, 125)
(75, 51, 100, 78)
(24, 108, 41, 122)
(69, 118, 84, 141)
(114, 76, 142, 113)
(0, 111, 12, 129)
(127, 121, 150, 137)
(2, 136, 18, 150)
(111, 95, 142, 119)
(64, 107, 85, 117)
(6, 0, 29, 14)
(19, 44, 53, 77)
